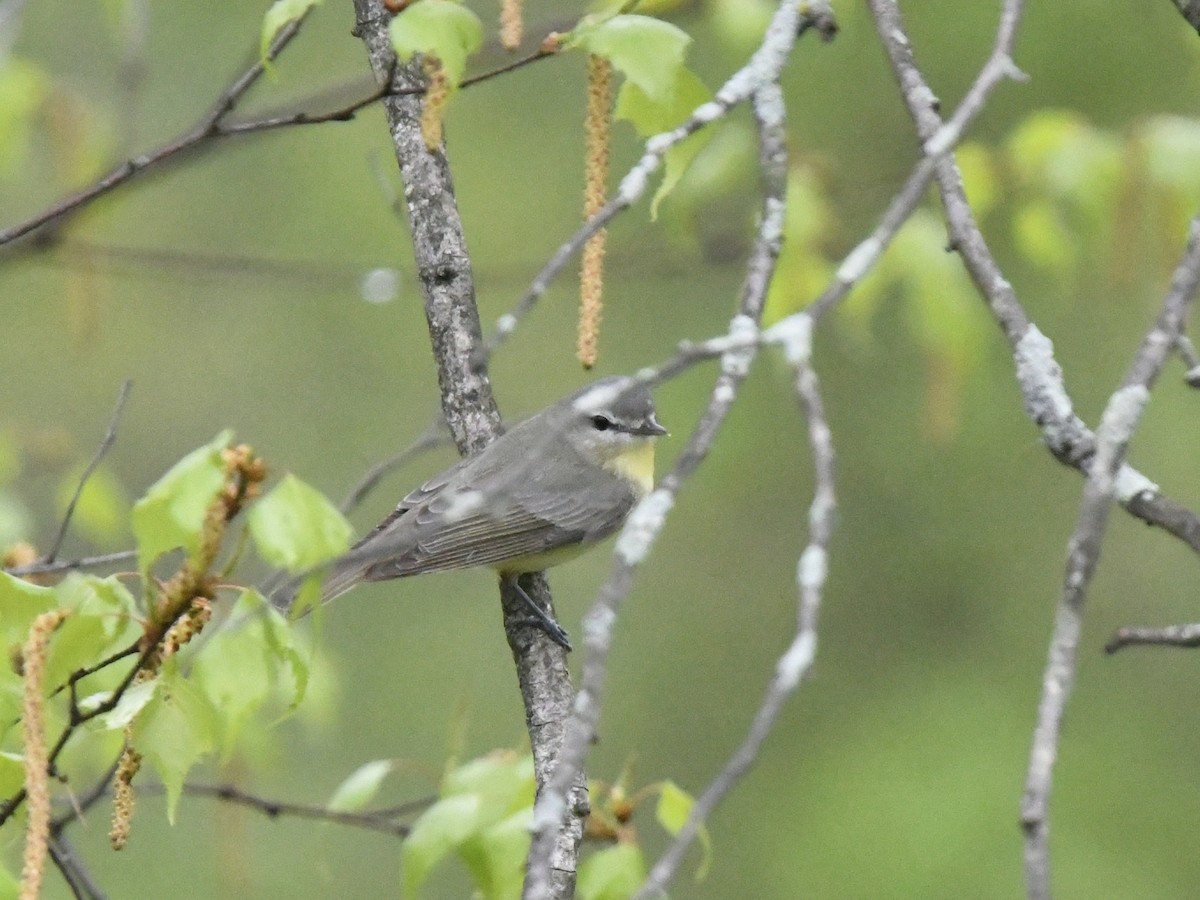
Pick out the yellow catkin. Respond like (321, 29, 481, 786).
(421, 58, 450, 152)
(579, 54, 612, 369)
(109, 740, 142, 850)
(499, 0, 523, 51)
(20, 610, 68, 900)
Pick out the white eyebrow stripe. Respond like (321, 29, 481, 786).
(572, 381, 627, 412)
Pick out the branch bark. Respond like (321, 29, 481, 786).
(349, 2, 584, 895)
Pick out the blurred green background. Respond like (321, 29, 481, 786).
(5, 0, 1200, 897)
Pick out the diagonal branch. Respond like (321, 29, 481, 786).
(44, 380, 132, 564)
(0, 11, 315, 248)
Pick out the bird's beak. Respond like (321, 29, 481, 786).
(634, 414, 669, 437)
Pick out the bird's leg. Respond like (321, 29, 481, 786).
(501, 574, 572, 650)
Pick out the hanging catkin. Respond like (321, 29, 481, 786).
(579, 54, 612, 369)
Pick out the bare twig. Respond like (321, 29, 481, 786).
(863, 2, 1200, 895)
(635, 311, 837, 897)
(0, 33, 558, 253)
(161, 782, 431, 837)
(1019, 213, 1200, 898)
(44, 380, 132, 564)
(521, 5, 840, 891)
(4, 549, 137, 578)
(1105, 623, 1200, 653)
(47, 836, 107, 900)
(338, 423, 448, 515)
(0, 12, 315, 248)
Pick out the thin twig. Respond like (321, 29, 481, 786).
(1105, 623, 1200, 654)
(157, 782, 432, 837)
(635, 215, 838, 900)
(4, 549, 137, 578)
(338, 424, 448, 515)
(1019, 212, 1200, 898)
(48, 836, 107, 900)
(0, 10, 314, 247)
(44, 381, 132, 564)
(0, 36, 557, 252)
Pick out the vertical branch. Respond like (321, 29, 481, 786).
(349, 3, 583, 896)
(1020, 213, 1200, 898)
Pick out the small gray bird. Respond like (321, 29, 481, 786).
(274, 376, 668, 647)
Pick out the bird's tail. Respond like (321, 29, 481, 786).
(267, 553, 371, 616)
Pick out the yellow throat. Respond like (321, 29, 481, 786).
(603, 440, 656, 498)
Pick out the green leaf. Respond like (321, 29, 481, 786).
(260, 0, 323, 66)
(95, 677, 158, 731)
(402, 793, 483, 898)
(132, 661, 217, 823)
(401, 753, 536, 898)
(656, 780, 712, 880)
(248, 473, 353, 573)
(389, 0, 484, 87)
(614, 67, 712, 217)
(442, 752, 535, 813)
(327, 759, 395, 812)
(577, 843, 648, 900)
(1142, 115, 1200, 195)
(0, 572, 54, 648)
(573, 15, 691, 105)
(1012, 199, 1076, 276)
(0, 751, 24, 800)
(708, 0, 775, 52)
(131, 431, 231, 574)
(56, 465, 129, 546)
(0, 493, 31, 546)
(0, 854, 18, 900)
(460, 807, 531, 900)
(191, 589, 310, 759)
(0, 59, 48, 176)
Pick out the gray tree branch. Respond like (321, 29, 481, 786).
(349, 3, 584, 895)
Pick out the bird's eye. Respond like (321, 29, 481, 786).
(591, 414, 614, 431)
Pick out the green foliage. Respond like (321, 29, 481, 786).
(572, 14, 712, 216)
(130, 430, 231, 575)
(248, 472, 353, 573)
(401, 752, 535, 899)
(615, 69, 712, 218)
(389, 0, 484, 87)
(573, 15, 691, 105)
(191, 590, 311, 760)
(0, 58, 47, 176)
(655, 780, 711, 880)
(1, 435, 338, 846)
(56, 465, 130, 547)
(131, 659, 219, 823)
(578, 843, 648, 900)
(328, 758, 395, 812)
(260, 0, 324, 66)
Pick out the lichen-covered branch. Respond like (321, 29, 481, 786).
(349, 2, 584, 895)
